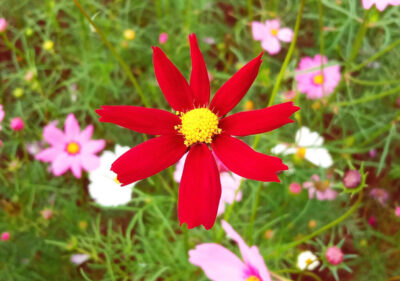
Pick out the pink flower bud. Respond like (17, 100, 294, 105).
(343, 170, 361, 188)
(159, 32, 168, 44)
(0, 18, 7, 33)
(325, 246, 344, 266)
(289, 182, 302, 194)
(40, 209, 54, 220)
(10, 117, 24, 131)
(1, 232, 10, 241)
(369, 149, 376, 158)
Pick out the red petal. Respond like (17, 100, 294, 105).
(152, 46, 194, 112)
(178, 144, 221, 230)
(220, 102, 300, 136)
(212, 134, 287, 182)
(96, 105, 180, 135)
(112, 135, 187, 185)
(189, 34, 210, 107)
(209, 53, 263, 117)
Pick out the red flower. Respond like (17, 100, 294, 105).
(96, 34, 299, 230)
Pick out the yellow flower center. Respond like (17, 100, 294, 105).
(313, 74, 324, 85)
(246, 276, 261, 281)
(305, 258, 314, 266)
(124, 29, 136, 41)
(315, 180, 330, 192)
(270, 29, 278, 36)
(175, 108, 221, 147)
(296, 147, 306, 159)
(66, 142, 80, 155)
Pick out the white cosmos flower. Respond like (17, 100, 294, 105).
(297, 250, 320, 270)
(271, 126, 333, 168)
(88, 145, 136, 207)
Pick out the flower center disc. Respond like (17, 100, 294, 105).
(66, 141, 80, 155)
(270, 29, 278, 36)
(246, 276, 261, 281)
(175, 108, 221, 147)
(313, 74, 324, 85)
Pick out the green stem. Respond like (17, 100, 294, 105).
(247, 0, 253, 23)
(346, 9, 370, 70)
(72, 0, 149, 106)
(334, 86, 400, 107)
(348, 76, 400, 86)
(247, 182, 262, 243)
(1, 33, 24, 58)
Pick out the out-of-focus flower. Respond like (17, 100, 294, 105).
(124, 29, 135, 41)
(289, 182, 302, 194)
(0, 104, 4, 131)
(88, 145, 136, 207)
(25, 70, 36, 82)
(203, 37, 215, 45)
(252, 19, 293, 55)
(343, 170, 361, 189)
(35, 114, 105, 178)
(1, 232, 10, 241)
(189, 220, 272, 281)
(265, 229, 274, 239)
(43, 40, 54, 51)
(13, 88, 24, 98)
(40, 209, 54, 220)
(369, 149, 376, 158)
(303, 174, 338, 201)
(395, 207, 400, 217)
(271, 126, 333, 168)
(10, 117, 24, 131)
(70, 253, 90, 265)
(368, 216, 376, 227)
(174, 153, 242, 216)
(308, 219, 317, 229)
(8, 159, 22, 172)
(295, 55, 341, 99)
(361, 0, 400, 11)
(283, 90, 296, 101)
(159, 32, 168, 44)
(25, 27, 33, 36)
(25, 141, 46, 155)
(326, 246, 344, 266)
(0, 18, 7, 33)
(297, 251, 320, 270)
(370, 188, 389, 206)
(244, 100, 254, 111)
(79, 220, 87, 230)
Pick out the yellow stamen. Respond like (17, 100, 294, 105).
(246, 276, 261, 281)
(313, 74, 324, 85)
(270, 29, 278, 36)
(306, 258, 314, 266)
(296, 147, 306, 159)
(66, 142, 80, 155)
(244, 100, 254, 111)
(175, 108, 221, 147)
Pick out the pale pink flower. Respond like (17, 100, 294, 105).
(362, 0, 400, 11)
(343, 170, 361, 189)
(325, 246, 344, 266)
(189, 220, 271, 281)
(10, 117, 24, 131)
(0, 18, 7, 33)
(174, 153, 242, 216)
(1, 232, 10, 241)
(70, 253, 90, 265)
(295, 55, 341, 99)
(369, 149, 376, 158)
(303, 174, 338, 201)
(395, 207, 400, 217)
(40, 209, 54, 220)
(289, 182, 302, 194)
(159, 32, 168, 44)
(369, 188, 389, 206)
(35, 114, 105, 178)
(252, 19, 293, 55)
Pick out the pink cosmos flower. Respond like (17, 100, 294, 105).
(0, 18, 7, 33)
(295, 55, 341, 99)
(252, 19, 293, 55)
(0, 104, 4, 131)
(289, 182, 302, 194)
(303, 174, 338, 201)
(35, 114, 105, 178)
(1, 232, 10, 241)
(189, 220, 271, 281)
(362, 0, 400, 11)
(159, 32, 168, 44)
(369, 188, 389, 206)
(174, 153, 242, 216)
(395, 207, 400, 217)
(325, 246, 344, 266)
(10, 117, 24, 131)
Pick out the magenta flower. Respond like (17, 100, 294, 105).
(395, 207, 400, 217)
(0, 18, 7, 33)
(189, 220, 271, 281)
(289, 182, 302, 194)
(369, 188, 389, 206)
(174, 153, 242, 216)
(325, 246, 344, 266)
(10, 117, 24, 131)
(0, 104, 4, 131)
(362, 0, 400, 11)
(303, 174, 338, 201)
(342, 170, 361, 189)
(35, 114, 105, 178)
(159, 32, 168, 44)
(252, 19, 293, 55)
(1, 232, 10, 241)
(295, 55, 341, 99)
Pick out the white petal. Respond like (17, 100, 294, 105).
(295, 127, 324, 147)
(305, 148, 333, 168)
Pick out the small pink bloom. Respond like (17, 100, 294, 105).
(10, 117, 24, 131)
(395, 207, 400, 217)
(174, 153, 242, 216)
(370, 188, 389, 206)
(326, 246, 344, 266)
(0, 18, 7, 33)
(369, 149, 376, 158)
(368, 216, 376, 227)
(1, 232, 10, 241)
(189, 220, 271, 281)
(70, 253, 90, 265)
(283, 90, 296, 101)
(303, 174, 338, 201)
(361, 0, 400, 11)
(343, 170, 361, 189)
(159, 32, 168, 44)
(252, 19, 293, 55)
(40, 209, 54, 220)
(35, 113, 105, 178)
(289, 182, 302, 194)
(295, 55, 341, 99)
(0, 104, 4, 123)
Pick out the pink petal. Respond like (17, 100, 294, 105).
(52, 153, 73, 176)
(376, 0, 390, 10)
(277, 28, 293, 42)
(64, 114, 80, 139)
(43, 124, 65, 147)
(265, 19, 280, 30)
(81, 154, 101, 171)
(261, 36, 281, 55)
(78, 125, 93, 142)
(189, 243, 246, 281)
(362, 0, 374, 9)
(252, 21, 267, 41)
(82, 140, 105, 155)
(36, 147, 62, 162)
(70, 157, 82, 178)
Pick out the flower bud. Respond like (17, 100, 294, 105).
(343, 170, 361, 188)
(325, 246, 343, 266)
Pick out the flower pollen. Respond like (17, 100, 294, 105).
(66, 142, 80, 155)
(313, 74, 324, 85)
(296, 147, 306, 159)
(246, 276, 261, 281)
(175, 108, 221, 147)
(270, 29, 278, 36)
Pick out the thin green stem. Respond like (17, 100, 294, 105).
(346, 9, 370, 70)
(247, 182, 262, 243)
(334, 86, 400, 107)
(1, 33, 24, 58)
(348, 76, 400, 86)
(72, 0, 149, 106)
(247, 0, 253, 23)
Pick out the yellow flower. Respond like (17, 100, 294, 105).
(124, 29, 135, 41)
(43, 40, 54, 51)
(13, 88, 24, 98)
